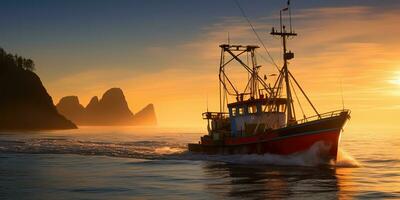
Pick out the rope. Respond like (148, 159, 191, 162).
(289, 78, 306, 119)
(233, 0, 280, 71)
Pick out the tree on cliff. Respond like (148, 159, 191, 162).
(0, 47, 35, 71)
(0, 47, 76, 130)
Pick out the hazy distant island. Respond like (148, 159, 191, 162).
(56, 88, 157, 126)
(0, 47, 77, 130)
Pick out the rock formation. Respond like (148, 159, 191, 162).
(0, 47, 77, 130)
(132, 104, 157, 125)
(56, 96, 85, 124)
(83, 88, 134, 125)
(56, 88, 157, 126)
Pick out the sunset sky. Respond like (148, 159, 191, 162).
(1, 0, 399, 130)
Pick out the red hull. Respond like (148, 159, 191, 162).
(189, 129, 341, 160)
(188, 111, 349, 161)
(249, 129, 340, 159)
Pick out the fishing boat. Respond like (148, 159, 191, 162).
(188, 2, 350, 161)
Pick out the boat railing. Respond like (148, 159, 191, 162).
(296, 109, 350, 124)
(202, 112, 229, 120)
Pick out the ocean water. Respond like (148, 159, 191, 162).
(0, 126, 399, 199)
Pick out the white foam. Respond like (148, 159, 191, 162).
(155, 146, 186, 155)
(0, 135, 360, 168)
(335, 149, 361, 167)
(177, 141, 360, 167)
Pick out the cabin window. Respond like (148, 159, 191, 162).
(248, 105, 257, 114)
(280, 105, 285, 112)
(231, 107, 237, 117)
(238, 107, 244, 115)
(262, 105, 268, 113)
(257, 104, 262, 113)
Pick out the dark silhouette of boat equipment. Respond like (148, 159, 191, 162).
(188, 1, 350, 161)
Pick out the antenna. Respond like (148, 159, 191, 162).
(340, 79, 345, 110)
(227, 32, 230, 45)
(271, 1, 298, 125)
(288, 0, 292, 32)
(206, 94, 209, 112)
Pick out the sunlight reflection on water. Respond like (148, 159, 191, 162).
(0, 126, 399, 199)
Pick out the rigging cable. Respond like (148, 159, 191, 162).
(233, 0, 280, 71)
(340, 78, 345, 110)
(289, 78, 306, 120)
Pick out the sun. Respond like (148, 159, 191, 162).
(389, 72, 400, 85)
(389, 78, 400, 85)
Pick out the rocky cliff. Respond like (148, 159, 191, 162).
(0, 48, 77, 130)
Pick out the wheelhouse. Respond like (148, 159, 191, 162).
(228, 97, 287, 137)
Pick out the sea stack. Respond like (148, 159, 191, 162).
(84, 88, 134, 125)
(56, 96, 85, 124)
(56, 88, 157, 126)
(132, 104, 157, 125)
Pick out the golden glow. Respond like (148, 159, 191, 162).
(389, 72, 400, 85)
(42, 6, 400, 130)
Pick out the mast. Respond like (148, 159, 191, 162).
(218, 44, 272, 110)
(271, 1, 297, 125)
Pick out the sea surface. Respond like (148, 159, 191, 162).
(0, 126, 399, 199)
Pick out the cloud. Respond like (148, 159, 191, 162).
(176, 5, 400, 126)
(294, 6, 371, 19)
(46, 5, 400, 127)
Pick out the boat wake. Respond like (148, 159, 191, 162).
(0, 137, 359, 167)
(0, 138, 187, 159)
(336, 148, 361, 167)
(176, 141, 360, 167)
